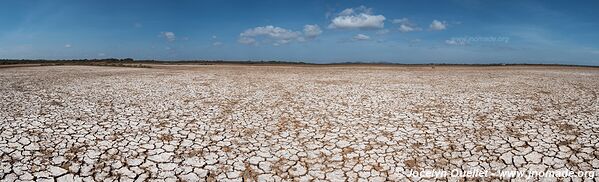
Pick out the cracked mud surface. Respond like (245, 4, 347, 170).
(1, 65, 598, 181)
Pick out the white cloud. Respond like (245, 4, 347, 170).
(239, 25, 301, 45)
(430, 20, 447, 31)
(239, 25, 320, 45)
(399, 24, 418, 32)
(355, 5, 373, 14)
(98, 53, 106, 56)
(329, 6, 385, 29)
(393, 18, 421, 32)
(445, 39, 458, 45)
(160, 32, 176, 42)
(392, 18, 408, 24)
(241, 25, 301, 40)
(64, 44, 71, 48)
(445, 39, 465, 46)
(303, 24, 322, 38)
(352, 34, 370, 41)
(212, 35, 217, 39)
(339, 8, 355, 16)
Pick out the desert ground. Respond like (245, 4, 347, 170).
(1, 65, 598, 181)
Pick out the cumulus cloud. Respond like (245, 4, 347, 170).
(239, 25, 320, 45)
(241, 26, 301, 40)
(393, 18, 421, 32)
(64, 44, 72, 48)
(430, 20, 447, 31)
(329, 6, 385, 29)
(352, 34, 370, 41)
(303, 24, 322, 38)
(239, 25, 301, 45)
(160, 32, 176, 42)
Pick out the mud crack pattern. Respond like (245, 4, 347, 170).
(1, 65, 598, 181)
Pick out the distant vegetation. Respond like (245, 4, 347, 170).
(0, 58, 597, 68)
(0, 58, 151, 68)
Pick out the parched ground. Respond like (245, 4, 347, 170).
(0, 65, 598, 181)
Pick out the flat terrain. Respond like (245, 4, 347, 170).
(1, 65, 598, 181)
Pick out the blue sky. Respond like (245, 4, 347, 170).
(1, 0, 598, 65)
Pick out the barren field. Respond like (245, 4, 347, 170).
(1, 65, 598, 181)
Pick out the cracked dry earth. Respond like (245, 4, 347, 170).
(1, 65, 598, 182)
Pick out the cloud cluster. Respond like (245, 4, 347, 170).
(239, 25, 321, 45)
(393, 18, 421, 32)
(236, 6, 454, 46)
(160, 32, 176, 42)
(329, 6, 385, 29)
(429, 20, 447, 31)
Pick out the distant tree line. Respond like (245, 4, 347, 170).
(0, 58, 134, 64)
(0, 59, 311, 65)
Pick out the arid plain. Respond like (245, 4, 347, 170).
(1, 65, 598, 181)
